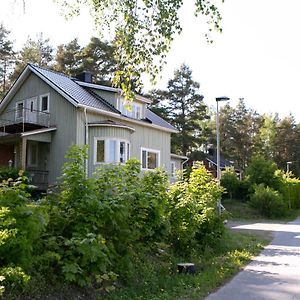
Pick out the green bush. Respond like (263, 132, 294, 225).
(0, 266, 30, 294)
(43, 146, 170, 287)
(249, 184, 288, 218)
(221, 167, 240, 199)
(246, 156, 283, 191)
(168, 163, 224, 253)
(0, 173, 47, 270)
(281, 177, 300, 209)
(0, 167, 21, 182)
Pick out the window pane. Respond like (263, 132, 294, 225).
(120, 141, 125, 163)
(17, 103, 23, 118)
(171, 162, 175, 177)
(96, 140, 104, 162)
(142, 150, 147, 168)
(30, 144, 37, 165)
(41, 96, 48, 111)
(147, 152, 157, 169)
(107, 140, 117, 163)
(127, 143, 130, 160)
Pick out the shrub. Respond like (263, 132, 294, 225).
(246, 156, 282, 191)
(0, 173, 47, 270)
(221, 167, 240, 199)
(43, 146, 170, 286)
(0, 167, 21, 182)
(249, 184, 288, 218)
(168, 163, 224, 253)
(281, 176, 300, 209)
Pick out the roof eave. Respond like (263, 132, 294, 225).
(78, 104, 177, 133)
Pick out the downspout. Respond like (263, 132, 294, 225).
(181, 157, 189, 179)
(84, 108, 88, 176)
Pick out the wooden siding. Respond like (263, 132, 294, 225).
(3, 73, 77, 184)
(84, 111, 171, 176)
(88, 126, 132, 174)
(92, 89, 118, 107)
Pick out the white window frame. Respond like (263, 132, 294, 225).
(39, 93, 50, 113)
(94, 137, 131, 165)
(119, 99, 144, 119)
(15, 100, 24, 120)
(141, 147, 160, 170)
(27, 142, 38, 167)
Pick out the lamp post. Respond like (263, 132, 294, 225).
(216, 96, 230, 214)
(287, 161, 292, 173)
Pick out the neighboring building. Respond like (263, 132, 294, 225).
(0, 64, 183, 190)
(204, 149, 241, 179)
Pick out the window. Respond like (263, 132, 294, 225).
(171, 161, 176, 177)
(95, 138, 130, 164)
(16, 101, 24, 119)
(96, 140, 105, 162)
(28, 142, 38, 167)
(119, 100, 143, 119)
(40, 94, 49, 112)
(141, 148, 160, 170)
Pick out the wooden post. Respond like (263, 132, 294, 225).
(21, 138, 27, 170)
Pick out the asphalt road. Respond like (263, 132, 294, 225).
(205, 217, 300, 300)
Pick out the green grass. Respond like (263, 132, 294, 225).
(223, 198, 300, 222)
(5, 229, 269, 300)
(106, 230, 269, 300)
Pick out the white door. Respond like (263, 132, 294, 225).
(26, 97, 38, 123)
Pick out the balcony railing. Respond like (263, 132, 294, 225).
(28, 170, 49, 190)
(0, 108, 51, 133)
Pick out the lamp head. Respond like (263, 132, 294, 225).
(216, 96, 230, 102)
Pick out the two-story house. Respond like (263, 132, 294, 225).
(0, 64, 187, 189)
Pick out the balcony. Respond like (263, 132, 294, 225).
(0, 108, 51, 134)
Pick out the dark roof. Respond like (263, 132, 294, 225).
(145, 109, 177, 131)
(206, 154, 234, 169)
(30, 64, 116, 113)
(28, 64, 176, 132)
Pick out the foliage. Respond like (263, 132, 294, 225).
(53, 38, 82, 77)
(0, 172, 47, 269)
(0, 266, 30, 295)
(9, 33, 53, 83)
(0, 24, 15, 98)
(249, 184, 288, 218)
(55, 0, 223, 101)
(149, 64, 209, 156)
(220, 167, 240, 199)
(43, 145, 170, 287)
(281, 176, 300, 209)
(168, 163, 224, 252)
(0, 167, 21, 182)
(217, 98, 262, 171)
(245, 156, 283, 191)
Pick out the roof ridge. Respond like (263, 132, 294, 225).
(28, 63, 72, 79)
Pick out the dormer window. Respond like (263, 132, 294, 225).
(119, 100, 143, 119)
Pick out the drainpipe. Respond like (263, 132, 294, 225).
(181, 157, 189, 177)
(84, 108, 88, 176)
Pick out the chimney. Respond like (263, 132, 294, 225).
(76, 71, 92, 83)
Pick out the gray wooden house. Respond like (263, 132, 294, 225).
(0, 64, 187, 189)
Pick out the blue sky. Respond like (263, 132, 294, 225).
(1, 0, 300, 120)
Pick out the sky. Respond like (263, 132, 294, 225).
(1, 0, 300, 120)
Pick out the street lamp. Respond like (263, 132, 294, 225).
(216, 96, 230, 215)
(216, 97, 230, 181)
(287, 161, 292, 173)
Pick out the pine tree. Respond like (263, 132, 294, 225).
(0, 24, 15, 98)
(10, 33, 53, 83)
(53, 38, 82, 77)
(149, 64, 208, 156)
